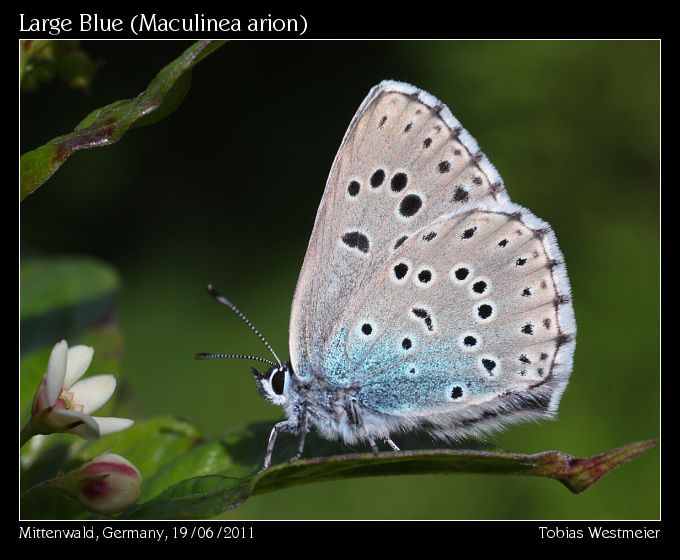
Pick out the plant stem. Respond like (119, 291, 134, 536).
(20, 419, 38, 447)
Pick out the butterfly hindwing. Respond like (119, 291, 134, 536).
(321, 202, 575, 438)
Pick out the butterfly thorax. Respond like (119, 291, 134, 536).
(255, 361, 399, 444)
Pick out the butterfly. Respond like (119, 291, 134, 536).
(197, 80, 576, 469)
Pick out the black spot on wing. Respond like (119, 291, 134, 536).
(341, 231, 369, 253)
(452, 186, 469, 202)
(477, 304, 493, 320)
(370, 169, 385, 188)
(347, 181, 360, 197)
(472, 281, 487, 294)
(390, 172, 408, 192)
(412, 308, 434, 331)
(463, 335, 477, 347)
(454, 267, 469, 281)
(482, 358, 496, 374)
(393, 263, 409, 280)
(394, 235, 409, 250)
(417, 269, 432, 284)
(399, 194, 422, 218)
(462, 227, 477, 239)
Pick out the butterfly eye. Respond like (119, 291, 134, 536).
(271, 369, 286, 395)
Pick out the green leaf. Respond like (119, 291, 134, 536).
(21, 416, 655, 519)
(20, 40, 96, 90)
(74, 416, 205, 482)
(20, 256, 120, 354)
(20, 417, 204, 520)
(123, 423, 657, 519)
(20, 40, 225, 201)
(125, 476, 250, 520)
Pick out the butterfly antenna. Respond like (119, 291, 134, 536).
(194, 353, 278, 367)
(204, 284, 283, 367)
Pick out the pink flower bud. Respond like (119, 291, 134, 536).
(70, 454, 142, 515)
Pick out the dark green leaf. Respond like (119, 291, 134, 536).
(20, 256, 120, 354)
(20, 40, 225, 201)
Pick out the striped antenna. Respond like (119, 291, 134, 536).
(204, 284, 283, 367)
(194, 352, 278, 367)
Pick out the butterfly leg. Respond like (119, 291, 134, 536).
(384, 437, 400, 451)
(261, 419, 296, 471)
(288, 409, 308, 464)
(349, 397, 379, 454)
(287, 430, 307, 464)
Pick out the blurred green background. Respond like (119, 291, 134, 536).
(20, 40, 659, 519)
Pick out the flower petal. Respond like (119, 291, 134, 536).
(91, 417, 134, 437)
(64, 345, 94, 388)
(44, 340, 68, 405)
(69, 422, 102, 440)
(69, 375, 116, 414)
(48, 408, 100, 439)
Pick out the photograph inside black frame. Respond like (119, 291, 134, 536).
(20, 40, 659, 520)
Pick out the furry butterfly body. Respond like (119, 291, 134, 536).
(199, 80, 576, 468)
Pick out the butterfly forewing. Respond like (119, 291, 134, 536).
(290, 81, 511, 375)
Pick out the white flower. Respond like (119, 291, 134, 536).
(28, 340, 133, 440)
